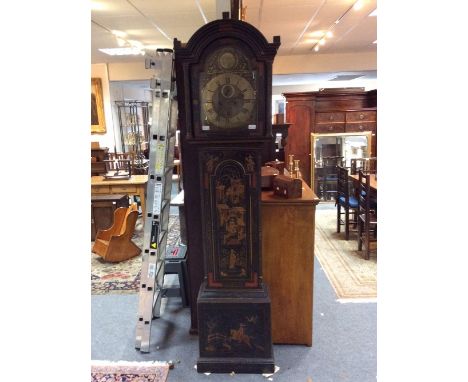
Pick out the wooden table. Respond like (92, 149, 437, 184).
(91, 175, 148, 217)
(261, 181, 320, 346)
(349, 173, 377, 191)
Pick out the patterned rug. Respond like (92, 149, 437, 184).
(91, 360, 169, 382)
(315, 208, 377, 301)
(91, 216, 180, 295)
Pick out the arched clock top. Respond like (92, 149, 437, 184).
(174, 18, 280, 62)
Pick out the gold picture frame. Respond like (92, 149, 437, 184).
(91, 78, 106, 134)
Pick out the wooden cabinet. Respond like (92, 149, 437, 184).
(91, 147, 109, 176)
(261, 181, 320, 345)
(91, 194, 129, 240)
(284, 89, 377, 186)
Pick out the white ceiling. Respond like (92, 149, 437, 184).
(91, 0, 377, 84)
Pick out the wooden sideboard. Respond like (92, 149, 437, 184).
(283, 89, 377, 186)
(262, 180, 320, 345)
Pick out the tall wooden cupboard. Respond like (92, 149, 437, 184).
(283, 89, 377, 186)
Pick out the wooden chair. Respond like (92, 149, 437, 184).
(320, 156, 344, 200)
(357, 170, 377, 260)
(92, 203, 141, 262)
(350, 157, 377, 175)
(103, 152, 134, 179)
(336, 165, 358, 240)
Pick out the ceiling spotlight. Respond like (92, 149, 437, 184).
(335, 19, 340, 24)
(319, 39, 325, 46)
(373, 40, 377, 44)
(314, 45, 319, 52)
(326, 31, 333, 38)
(353, 0, 364, 11)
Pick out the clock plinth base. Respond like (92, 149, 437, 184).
(197, 357, 275, 374)
(196, 281, 275, 374)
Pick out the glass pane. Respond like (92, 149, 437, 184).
(313, 134, 370, 201)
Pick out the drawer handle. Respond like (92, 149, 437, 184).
(329, 115, 334, 121)
(328, 126, 333, 131)
(359, 114, 364, 119)
(359, 125, 363, 130)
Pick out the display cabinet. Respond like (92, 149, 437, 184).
(115, 100, 151, 173)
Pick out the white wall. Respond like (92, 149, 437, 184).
(273, 51, 377, 75)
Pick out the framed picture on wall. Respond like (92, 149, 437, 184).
(91, 78, 106, 134)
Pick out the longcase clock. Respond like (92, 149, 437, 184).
(174, 12, 280, 374)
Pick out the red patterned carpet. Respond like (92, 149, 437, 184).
(91, 216, 180, 295)
(91, 361, 169, 382)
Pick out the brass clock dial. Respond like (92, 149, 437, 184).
(199, 48, 257, 131)
(201, 73, 255, 129)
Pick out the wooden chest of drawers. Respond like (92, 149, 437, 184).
(283, 89, 377, 187)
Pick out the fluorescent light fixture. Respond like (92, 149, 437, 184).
(369, 9, 377, 16)
(99, 47, 145, 56)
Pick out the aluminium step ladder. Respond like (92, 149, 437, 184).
(135, 49, 178, 353)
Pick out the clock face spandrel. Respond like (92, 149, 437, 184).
(199, 47, 257, 131)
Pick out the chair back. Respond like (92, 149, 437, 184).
(358, 170, 372, 220)
(320, 156, 344, 200)
(104, 152, 134, 176)
(351, 157, 377, 175)
(336, 165, 350, 204)
(118, 203, 138, 236)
